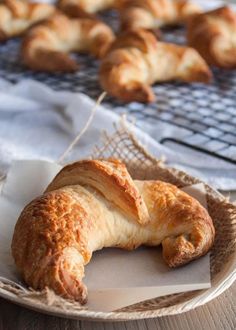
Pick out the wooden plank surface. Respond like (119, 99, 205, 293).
(0, 281, 235, 330)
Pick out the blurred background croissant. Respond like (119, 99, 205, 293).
(2, 0, 232, 103)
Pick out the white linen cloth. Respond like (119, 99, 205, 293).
(0, 78, 235, 190)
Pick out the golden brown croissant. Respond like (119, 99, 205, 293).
(99, 29, 212, 103)
(12, 159, 215, 304)
(58, 0, 129, 18)
(187, 6, 236, 69)
(120, 0, 202, 31)
(21, 13, 115, 72)
(0, 0, 56, 41)
(57, 0, 124, 17)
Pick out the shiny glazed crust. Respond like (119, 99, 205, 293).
(46, 159, 150, 225)
(187, 6, 236, 68)
(99, 29, 212, 103)
(11, 159, 215, 304)
(120, 0, 202, 31)
(21, 13, 115, 72)
(0, 0, 56, 41)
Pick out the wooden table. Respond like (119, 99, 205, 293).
(1, 192, 235, 330)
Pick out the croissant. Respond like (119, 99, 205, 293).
(0, 0, 56, 41)
(120, 0, 202, 31)
(57, 0, 124, 17)
(21, 13, 115, 72)
(12, 159, 215, 304)
(99, 29, 212, 103)
(58, 0, 113, 17)
(187, 6, 236, 69)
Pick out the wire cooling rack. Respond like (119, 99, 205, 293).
(0, 10, 236, 164)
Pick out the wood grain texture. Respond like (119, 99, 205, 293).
(0, 282, 235, 330)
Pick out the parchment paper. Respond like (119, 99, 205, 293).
(0, 160, 211, 312)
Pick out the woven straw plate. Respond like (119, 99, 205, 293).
(0, 128, 236, 321)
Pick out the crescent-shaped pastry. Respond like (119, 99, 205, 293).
(57, 0, 125, 18)
(99, 29, 212, 103)
(187, 6, 236, 69)
(21, 13, 115, 72)
(120, 0, 202, 31)
(12, 159, 215, 304)
(0, 0, 56, 41)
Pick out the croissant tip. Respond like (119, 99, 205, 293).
(197, 70, 213, 84)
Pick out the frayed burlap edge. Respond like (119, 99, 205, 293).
(0, 125, 235, 321)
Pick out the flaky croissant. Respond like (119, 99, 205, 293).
(99, 29, 212, 103)
(187, 6, 236, 69)
(120, 0, 202, 31)
(58, 0, 125, 17)
(0, 0, 56, 41)
(21, 13, 114, 72)
(12, 159, 215, 304)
